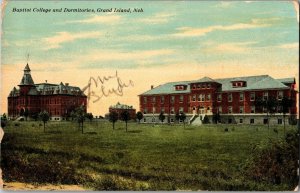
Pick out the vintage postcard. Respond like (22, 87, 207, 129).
(0, 0, 299, 191)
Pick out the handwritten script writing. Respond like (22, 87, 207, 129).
(82, 71, 134, 106)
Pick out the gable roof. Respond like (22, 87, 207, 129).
(193, 76, 218, 83)
(140, 81, 191, 95)
(216, 75, 289, 91)
(140, 75, 290, 95)
(277, 77, 295, 84)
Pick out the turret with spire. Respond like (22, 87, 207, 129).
(19, 63, 34, 85)
(18, 63, 35, 95)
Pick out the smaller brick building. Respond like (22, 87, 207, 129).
(108, 102, 136, 120)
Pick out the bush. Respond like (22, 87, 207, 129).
(202, 116, 210, 124)
(244, 130, 299, 188)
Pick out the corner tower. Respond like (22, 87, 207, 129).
(18, 63, 35, 95)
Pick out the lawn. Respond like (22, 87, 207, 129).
(1, 120, 298, 191)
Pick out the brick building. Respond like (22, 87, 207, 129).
(7, 63, 87, 121)
(139, 75, 297, 125)
(108, 102, 136, 120)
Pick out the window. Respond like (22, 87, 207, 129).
(228, 93, 232, 102)
(179, 107, 184, 113)
(263, 118, 268, 124)
(277, 91, 283, 100)
(201, 94, 205, 102)
(239, 93, 244, 101)
(144, 108, 148, 114)
(197, 84, 201, 89)
(239, 106, 244, 114)
(179, 95, 184, 103)
(152, 107, 156, 113)
(228, 106, 232, 114)
(207, 83, 211, 89)
(171, 96, 175, 103)
(250, 92, 255, 101)
(161, 96, 165, 104)
(239, 119, 243, 124)
(143, 118, 146, 122)
(143, 97, 147, 104)
(192, 85, 196, 89)
(202, 84, 206, 89)
(218, 106, 222, 113)
(217, 94, 222, 102)
(170, 118, 174, 123)
(171, 107, 175, 114)
(152, 97, 156, 103)
(228, 118, 232, 124)
(192, 95, 196, 102)
(278, 119, 282, 124)
(161, 107, 165, 113)
(250, 119, 254, 124)
(152, 118, 156, 122)
(263, 92, 268, 100)
(206, 94, 211, 101)
(198, 94, 201, 101)
(251, 106, 255, 113)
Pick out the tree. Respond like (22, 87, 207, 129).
(121, 111, 131, 132)
(74, 106, 86, 134)
(266, 96, 278, 130)
(180, 112, 187, 129)
(86, 113, 94, 122)
(175, 112, 180, 123)
(39, 110, 50, 132)
(158, 112, 166, 123)
(30, 112, 39, 121)
(136, 111, 143, 123)
(279, 97, 294, 135)
(24, 108, 29, 121)
(70, 111, 76, 121)
(212, 112, 221, 124)
(255, 96, 278, 131)
(1, 113, 8, 129)
(109, 111, 118, 130)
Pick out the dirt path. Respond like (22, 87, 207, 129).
(2, 182, 89, 191)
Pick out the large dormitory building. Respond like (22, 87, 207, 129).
(139, 75, 297, 125)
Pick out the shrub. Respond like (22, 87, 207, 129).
(202, 116, 210, 124)
(244, 130, 299, 188)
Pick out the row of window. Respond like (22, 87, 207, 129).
(143, 91, 284, 104)
(229, 118, 283, 125)
(144, 95, 184, 104)
(9, 98, 84, 106)
(192, 83, 211, 90)
(143, 107, 184, 114)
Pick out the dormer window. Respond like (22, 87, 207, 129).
(175, 85, 187, 91)
(232, 81, 246, 88)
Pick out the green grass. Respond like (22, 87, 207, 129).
(1, 120, 298, 190)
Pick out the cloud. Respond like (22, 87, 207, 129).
(173, 19, 270, 37)
(81, 49, 174, 63)
(66, 15, 121, 24)
(138, 13, 175, 24)
(215, 2, 233, 8)
(43, 31, 102, 49)
(203, 42, 256, 54)
(277, 42, 299, 49)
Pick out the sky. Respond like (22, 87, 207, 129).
(1, 1, 299, 116)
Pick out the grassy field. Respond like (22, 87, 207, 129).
(1, 120, 298, 191)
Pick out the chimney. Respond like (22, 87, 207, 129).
(65, 83, 69, 86)
(151, 85, 154, 89)
(45, 80, 47, 83)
